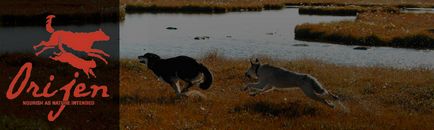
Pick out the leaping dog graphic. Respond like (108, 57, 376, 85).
(33, 15, 111, 64)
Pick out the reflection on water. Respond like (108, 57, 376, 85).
(402, 8, 434, 13)
(121, 8, 434, 69)
(0, 23, 119, 59)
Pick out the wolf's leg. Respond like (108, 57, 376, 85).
(242, 83, 259, 91)
(87, 49, 110, 57)
(245, 81, 270, 96)
(35, 47, 54, 56)
(249, 85, 273, 96)
(300, 86, 335, 108)
(242, 81, 267, 91)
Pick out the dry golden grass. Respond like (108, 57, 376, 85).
(295, 12, 434, 48)
(120, 52, 434, 129)
(299, 5, 399, 16)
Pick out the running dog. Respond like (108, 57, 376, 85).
(243, 59, 344, 109)
(138, 53, 213, 97)
(33, 15, 110, 64)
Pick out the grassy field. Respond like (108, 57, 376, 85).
(295, 12, 434, 49)
(124, 0, 434, 13)
(120, 52, 434, 129)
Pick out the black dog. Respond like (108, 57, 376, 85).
(138, 53, 213, 96)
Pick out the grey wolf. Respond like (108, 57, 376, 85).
(243, 59, 345, 109)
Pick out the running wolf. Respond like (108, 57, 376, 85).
(243, 59, 342, 108)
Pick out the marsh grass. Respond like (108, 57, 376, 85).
(120, 52, 434, 129)
(124, 0, 434, 13)
(295, 12, 434, 49)
(286, 0, 434, 8)
(299, 6, 399, 16)
(124, 0, 286, 13)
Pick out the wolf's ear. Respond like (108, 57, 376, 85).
(255, 58, 259, 64)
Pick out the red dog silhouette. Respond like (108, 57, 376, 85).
(33, 15, 110, 64)
(50, 45, 97, 78)
(33, 15, 111, 78)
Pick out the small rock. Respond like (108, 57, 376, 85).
(353, 46, 370, 50)
(166, 27, 177, 30)
(266, 32, 274, 35)
(293, 44, 309, 47)
(194, 36, 210, 40)
(226, 35, 232, 38)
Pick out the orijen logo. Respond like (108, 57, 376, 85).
(6, 15, 111, 121)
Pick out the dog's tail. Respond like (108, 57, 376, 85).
(46, 15, 56, 33)
(199, 64, 213, 90)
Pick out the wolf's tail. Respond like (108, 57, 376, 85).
(199, 64, 213, 90)
(46, 15, 56, 33)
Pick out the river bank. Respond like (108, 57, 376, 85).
(295, 12, 434, 49)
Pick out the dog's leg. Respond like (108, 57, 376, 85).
(88, 69, 96, 78)
(35, 47, 54, 56)
(181, 82, 193, 93)
(87, 49, 110, 57)
(170, 80, 182, 98)
(33, 41, 46, 50)
(88, 53, 108, 64)
(300, 85, 335, 108)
